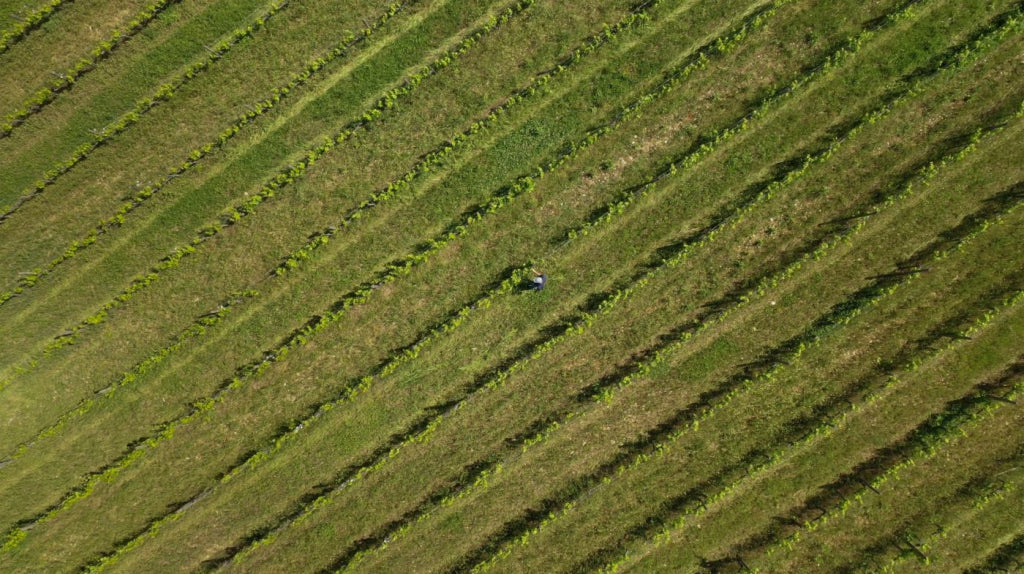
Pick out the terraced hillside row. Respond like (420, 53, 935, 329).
(0, 0, 1021, 571)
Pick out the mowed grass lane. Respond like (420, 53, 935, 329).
(826, 401, 1024, 573)
(105, 1, 875, 570)
(333, 17, 1024, 574)
(0, 0, 281, 207)
(751, 301, 1024, 573)
(922, 452, 1024, 573)
(535, 182, 1024, 574)
(0, 0, 778, 564)
(0, 0, 65, 42)
(0, 0, 532, 478)
(0, 0, 444, 281)
(0, 0, 528, 399)
(71, 1, 827, 569)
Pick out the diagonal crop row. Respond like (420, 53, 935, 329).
(0, 0, 770, 415)
(461, 98, 1024, 574)
(215, 0, 803, 489)
(0, 0, 185, 138)
(469, 211, 1019, 574)
(0, 0, 675, 494)
(0, 0, 530, 389)
(755, 331, 1024, 570)
(73, 2, 829, 562)
(0, 0, 293, 225)
(603, 224, 1024, 573)
(0, 290, 259, 464)
(95, 0, 1019, 565)
(25, 0, 950, 564)
(587, 127, 1024, 571)
(660, 205, 1024, 571)
(128, 2, 804, 567)
(0, 0, 73, 55)
(677, 203, 1024, 571)
(705, 247, 1024, 567)
(0, 0, 405, 299)
(192, 55, 1024, 571)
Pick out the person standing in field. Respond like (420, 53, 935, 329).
(531, 268, 546, 290)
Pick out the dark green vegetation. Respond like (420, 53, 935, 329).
(0, 0, 1022, 571)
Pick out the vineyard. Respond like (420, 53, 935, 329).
(0, 0, 1022, 571)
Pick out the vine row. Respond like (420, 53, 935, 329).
(4, 1, 701, 558)
(0, 0, 292, 225)
(94, 0, 999, 564)
(587, 119, 1024, 573)
(69, 2, 803, 565)
(27, 2, 684, 546)
(564, 0, 939, 241)
(0, 0, 73, 55)
(0, 0, 185, 137)
(0, 0, 534, 553)
(202, 0, 969, 566)
(965, 529, 1024, 574)
(0, 0, 398, 304)
(265, 40, 1024, 572)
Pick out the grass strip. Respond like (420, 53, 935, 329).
(965, 529, 1024, 573)
(598, 271, 1024, 572)
(754, 321, 1024, 571)
(151, 3, 798, 567)
(872, 410, 1024, 572)
(155, 0, 974, 566)
(63, 3, 814, 567)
